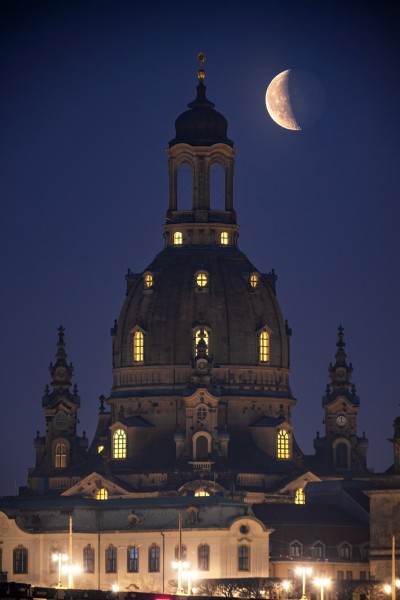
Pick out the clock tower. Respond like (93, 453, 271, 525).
(313, 325, 368, 472)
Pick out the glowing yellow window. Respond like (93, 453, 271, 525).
(133, 331, 144, 362)
(196, 272, 208, 287)
(144, 274, 153, 288)
(277, 429, 290, 459)
(250, 274, 259, 288)
(295, 487, 305, 504)
(195, 329, 209, 355)
(259, 331, 270, 362)
(113, 429, 127, 459)
(194, 489, 210, 497)
(174, 231, 183, 245)
(97, 445, 104, 454)
(221, 231, 229, 245)
(55, 442, 67, 468)
(96, 488, 108, 500)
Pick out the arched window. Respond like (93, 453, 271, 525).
(174, 545, 187, 560)
(196, 272, 208, 287)
(113, 429, 127, 459)
(277, 429, 290, 459)
(174, 231, 183, 245)
(83, 545, 95, 573)
(295, 487, 306, 504)
(144, 273, 153, 289)
(210, 162, 225, 210)
(54, 441, 67, 468)
(133, 331, 144, 362)
(198, 544, 210, 571)
(221, 231, 229, 245)
(336, 442, 349, 468)
(259, 330, 270, 362)
(194, 329, 209, 355)
(96, 488, 108, 500)
(105, 545, 117, 573)
(250, 273, 259, 288)
(194, 488, 210, 497)
(195, 435, 209, 461)
(127, 546, 139, 573)
(13, 546, 28, 574)
(148, 544, 160, 572)
(238, 545, 250, 571)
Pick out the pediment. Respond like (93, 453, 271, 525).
(61, 472, 129, 498)
(277, 471, 321, 493)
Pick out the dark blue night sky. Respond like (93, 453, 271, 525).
(0, 0, 399, 495)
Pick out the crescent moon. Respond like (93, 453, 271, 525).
(266, 69, 300, 130)
(265, 69, 324, 131)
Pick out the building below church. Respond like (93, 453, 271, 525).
(1, 58, 400, 597)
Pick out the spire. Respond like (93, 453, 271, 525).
(43, 326, 80, 407)
(323, 325, 359, 406)
(197, 52, 206, 82)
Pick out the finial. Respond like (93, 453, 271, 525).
(197, 52, 206, 81)
(99, 394, 105, 413)
(73, 383, 79, 396)
(57, 325, 65, 346)
(337, 324, 345, 348)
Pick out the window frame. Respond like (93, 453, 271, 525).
(198, 543, 210, 571)
(127, 546, 139, 573)
(148, 544, 160, 573)
(220, 231, 229, 245)
(112, 428, 127, 459)
(13, 546, 28, 574)
(277, 429, 291, 459)
(54, 440, 68, 469)
(173, 231, 183, 245)
(83, 545, 95, 574)
(133, 330, 144, 363)
(259, 330, 270, 363)
(105, 545, 117, 573)
(238, 545, 250, 571)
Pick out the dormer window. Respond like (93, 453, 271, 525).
(259, 330, 270, 363)
(194, 328, 209, 356)
(221, 231, 229, 245)
(113, 428, 127, 459)
(277, 429, 291, 459)
(96, 488, 108, 500)
(54, 440, 68, 468)
(133, 330, 144, 363)
(143, 273, 153, 289)
(174, 231, 183, 245)
(295, 487, 306, 504)
(250, 273, 259, 288)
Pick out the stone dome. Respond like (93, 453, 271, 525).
(169, 81, 233, 147)
(113, 245, 289, 375)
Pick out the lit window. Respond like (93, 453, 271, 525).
(250, 273, 259, 288)
(55, 441, 67, 468)
(83, 545, 95, 573)
(127, 546, 139, 573)
(295, 487, 305, 504)
(277, 429, 290, 459)
(148, 545, 160, 572)
(221, 231, 229, 245)
(238, 546, 250, 571)
(259, 330, 270, 362)
(194, 488, 210, 497)
(97, 445, 104, 454)
(96, 488, 108, 500)
(105, 546, 117, 573)
(198, 544, 210, 571)
(113, 429, 127, 459)
(144, 273, 153, 288)
(195, 329, 209, 355)
(196, 272, 208, 287)
(13, 546, 28, 574)
(133, 331, 144, 362)
(174, 231, 183, 245)
(174, 545, 187, 560)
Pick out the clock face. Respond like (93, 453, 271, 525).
(55, 367, 66, 378)
(197, 358, 208, 372)
(336, 414, 347, 427)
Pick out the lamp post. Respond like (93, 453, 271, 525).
(185, 569, 197, 595)
(281, 580, 290, 600)
(52, 552, 68, 588)
(295, 566, 312, 600)
(313, 578, 330, 600)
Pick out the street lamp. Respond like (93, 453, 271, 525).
(172, 559, 189, 593)
(52, 552, 68, 588)
(314, 578, 330, 600)
(281, 580, 290, 599)
(184, 569, 197, 595)
(295, 566, 312, 600)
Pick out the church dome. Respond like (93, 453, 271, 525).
(169, 80, 233, 148)
(112, 245, 290, 380)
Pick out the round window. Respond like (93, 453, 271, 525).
(197, 405, 208, 421)
(240, 525, 249, 534)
